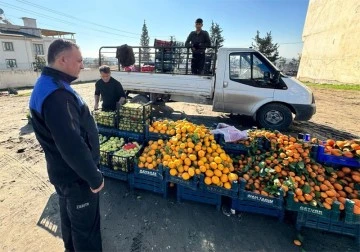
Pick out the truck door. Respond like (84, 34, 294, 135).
(222, 52, 275, 115)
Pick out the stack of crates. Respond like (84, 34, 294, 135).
(117, 102, 152, 137)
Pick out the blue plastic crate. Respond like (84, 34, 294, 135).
(99, 165, 129, 181)
(286, 191, 341, 220)
(165, 169, 198, 190)
(128, 172, 167, 198)
(344, 199, 360, 225)
(296, 212, 360, 244)
(177, 185, 222, 211)
(198, 174, 239, 198)
(238, 179, 284, 210)
(316, 145, 360, 168)
(231, 197, 284, 221)
(98, 126, 146, 143)
(147, 132, 171, 141)
(134, 164, 164, 180)
(217, 134, 249, 153)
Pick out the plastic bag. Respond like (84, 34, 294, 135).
(210, 123, 248, 143)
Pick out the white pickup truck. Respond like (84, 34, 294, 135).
(100, 46, 316, 130)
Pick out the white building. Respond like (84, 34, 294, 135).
(0, 16, 75, 71)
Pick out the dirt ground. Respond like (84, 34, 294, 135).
(0, 82, 359, 252)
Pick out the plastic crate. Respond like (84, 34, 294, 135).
(316, 145, 360, 168)
(217, 134, 249, 153)
(134, 164, 164, 179)
(147, 132, 171, 141)
(238, 179, 284, 210)
(93, 110, 117, 128)
(165, 169, 198, 190)
(98, 126, 146, 142)
(99, 149, 112, 167)
(286, 191, 341, 220)
(118, 119, 149, 135)
(177, 185, 222, 211)
(99, 165, 128, 181)
(110, 151, 139, 173)
(231, 197, 285, 221)
(119, 102, 152, 123)
(129, 166, 167, 197)
(344, 199, 360, 225)
(296, 212, 360, 244)
(198, 174, 238, 198)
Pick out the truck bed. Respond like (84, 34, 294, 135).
(111, 72, 214, 100)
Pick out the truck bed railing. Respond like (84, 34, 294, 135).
(98, 44, 218, 76)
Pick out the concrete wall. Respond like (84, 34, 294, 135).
(298, 0, 360, 84)
(0, 69, 99, 89)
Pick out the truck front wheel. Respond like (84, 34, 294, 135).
(256, 103, 293, 131)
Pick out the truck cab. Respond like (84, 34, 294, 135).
(212, 48, 316, 130)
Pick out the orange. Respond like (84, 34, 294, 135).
(170, 169, 178, 176)
(224, 182, 231, 189)
(228, 173, 238, 182)
(214, 169, 222, 177)
(204, 177, 212, 185)
(210, 162, 217, 169)
(189, 154, 197, 161)
(182, 172, 190, 180)
(220, 174, 229, 183)
(199, 165, 207, 173)
(205, 170, 214, 177)
(214, 156, 222, 164)
(211, 176, 220, 185)
(188, 167, 195, 177)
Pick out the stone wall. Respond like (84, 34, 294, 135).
(298, 0, 360, 84)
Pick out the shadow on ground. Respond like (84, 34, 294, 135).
(37, 192, 62, 238)
(19, 123, 33, 136)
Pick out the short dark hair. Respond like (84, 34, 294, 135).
(99, 65, 111, 74)
(47, 39, 78, 65)
(195, 18, 203, 24)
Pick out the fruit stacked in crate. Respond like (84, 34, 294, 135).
(118, 102, 151, 134)
(137, 120, 239, 191)
(99, 136, 142, 172)
(93, 110, 117, 128)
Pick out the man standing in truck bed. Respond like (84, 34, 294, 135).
(185, 18, 211, 75)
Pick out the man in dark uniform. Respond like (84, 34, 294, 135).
(29, 39, 104, 251)
(94, 65, 126, 111)
(185, 18, 211, 75)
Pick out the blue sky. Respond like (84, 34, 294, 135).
(0, 0, 309, 59)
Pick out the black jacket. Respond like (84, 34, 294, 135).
(29, 67, 103, 189)
(185, 30, 211, 54)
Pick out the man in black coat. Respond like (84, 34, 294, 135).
(29, 39, 104, 251)
(185, 18, 211, 75)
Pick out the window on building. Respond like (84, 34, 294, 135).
(6, 59, 17, 68)
(3, 42, 14, 51)
(34, 44, 44, 55)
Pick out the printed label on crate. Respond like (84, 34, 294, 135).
(299, 206, 324, 216)
(246, 194, 274, 205)
(139, 169, 160, 177)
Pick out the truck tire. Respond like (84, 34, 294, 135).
(256, 103, 293, 131)
(130, 94, 150, 104)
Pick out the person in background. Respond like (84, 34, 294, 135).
(29, 39, 104, 251)
(94, 65, 126, 111)
(185, 18, 211, 75)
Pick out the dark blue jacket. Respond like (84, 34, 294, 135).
(29, 67, 103, 189)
